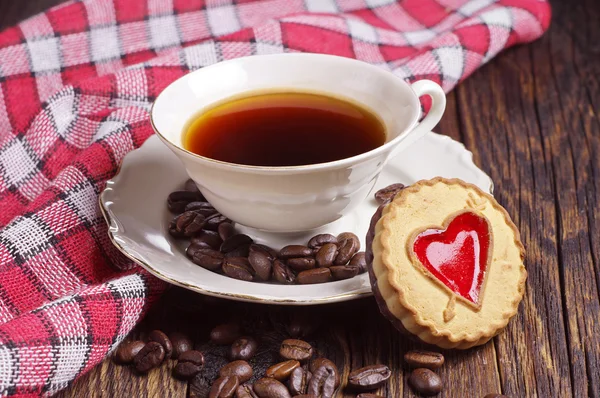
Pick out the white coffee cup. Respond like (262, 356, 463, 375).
(152, 53, 446, 232)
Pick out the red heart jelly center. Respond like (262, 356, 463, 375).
(412, 212, 490, 306)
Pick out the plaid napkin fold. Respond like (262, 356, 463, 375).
(0, 0, 550, 396)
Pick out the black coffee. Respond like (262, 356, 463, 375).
(183, 92, 386, 167)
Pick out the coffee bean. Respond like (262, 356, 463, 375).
(221, 234, 254, 253)
(176, 211, 207, 237)
(230, 336, 258, 360)
(307, 365, 336, 398)
(330, 264, 359, 280)
(249, 244, 279, 261)
(248, 251, 272, 281)
(293, 395, 318, 398)
(168, 219, 185, 238)
(483, 395, 509, 398)
(168, 191, 201, 213)
(266, 360, 300, 381)
(280, 245, 312, 259)
(190, 247, 224, 271)
(408, 368, 442, 396)
(307, 234, 337, 252)
(356, 394, 385, 398)
(211, 323, 242, 345)
(148, 330, 173, 358)
(209, 375, 239, 398)
(205, 213, 230, 231)
(191, 230, 223, 250)
(374, 183, 405, 205)
(113, 340, 145, 364)
(236, 384, 259, 398)
(286, 312, 319, 338)
(349, 252, 367, 274)
(273, 260, 296, 284)
(223, 257, 254, 281)
(169, 332, 192, 359)
(288, 366, 311, 395)
(185, 201, 218, 216)
(315, 243, 337, 267)
(218, 222, 236, 241)
(309, 358, 339, 388)
(348, 365, 391, 391)
(334, 232, 360, 265)
(287, 257, 316, 272)
(404, 350, 445, 370)
(280, 339, 313, 362)
(224, 244, 251, 258)
(253, 377, 292, 398)
(133, 342, 165, 373)
(219, 360, 254, 383)
(297, 268, 331, 284)
(173, 350, 204, 380)
(184, 179, 202, 194)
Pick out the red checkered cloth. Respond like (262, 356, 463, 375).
(0, 0, 550, 396)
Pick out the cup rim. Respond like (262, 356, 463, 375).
(150, 53, 421, 172)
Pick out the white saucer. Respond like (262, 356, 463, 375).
(100, 133, 492, 305)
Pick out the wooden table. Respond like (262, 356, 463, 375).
(2, 0, 598, 396)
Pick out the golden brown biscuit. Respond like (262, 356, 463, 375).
(367, 178, 526, 349)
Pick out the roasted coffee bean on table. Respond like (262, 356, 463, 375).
(315, 243, 337, 267)
(309, 358, 340, 388)
(113, 340, 145, 364)
(133, 341, 165, 373)
(253, 377, 292, 398)
(409, 368, 443, 396)
(173, 350, 204, 380)
(209, 375, 239, 398)
(230, 336, 258, 360)
(210, 323, 242, 345)
(308, 364, 336, 398)
(288, 366, 312, 395)
(297, 268, 332, 284)
(347, 364, 392, 391)
(219, 360, 254, 382)
(169, 331, 192, 359)
(265, 359, 300, 381)
(236, 384, 259, 398)
(404, 350, 445, 370)
(148, 330, 173, 358)
(280, 339, 313, 362)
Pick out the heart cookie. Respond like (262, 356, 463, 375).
(366, 178, 526, 349)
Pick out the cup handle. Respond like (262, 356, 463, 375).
(389, 80, 446, 159)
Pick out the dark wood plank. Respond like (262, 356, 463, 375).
(0, 0, 68, 29)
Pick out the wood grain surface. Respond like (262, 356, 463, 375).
(2, 0, 599, 396)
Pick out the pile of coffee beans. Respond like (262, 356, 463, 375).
(166, 180, 368, 284)
(113, 321, 391, 398)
